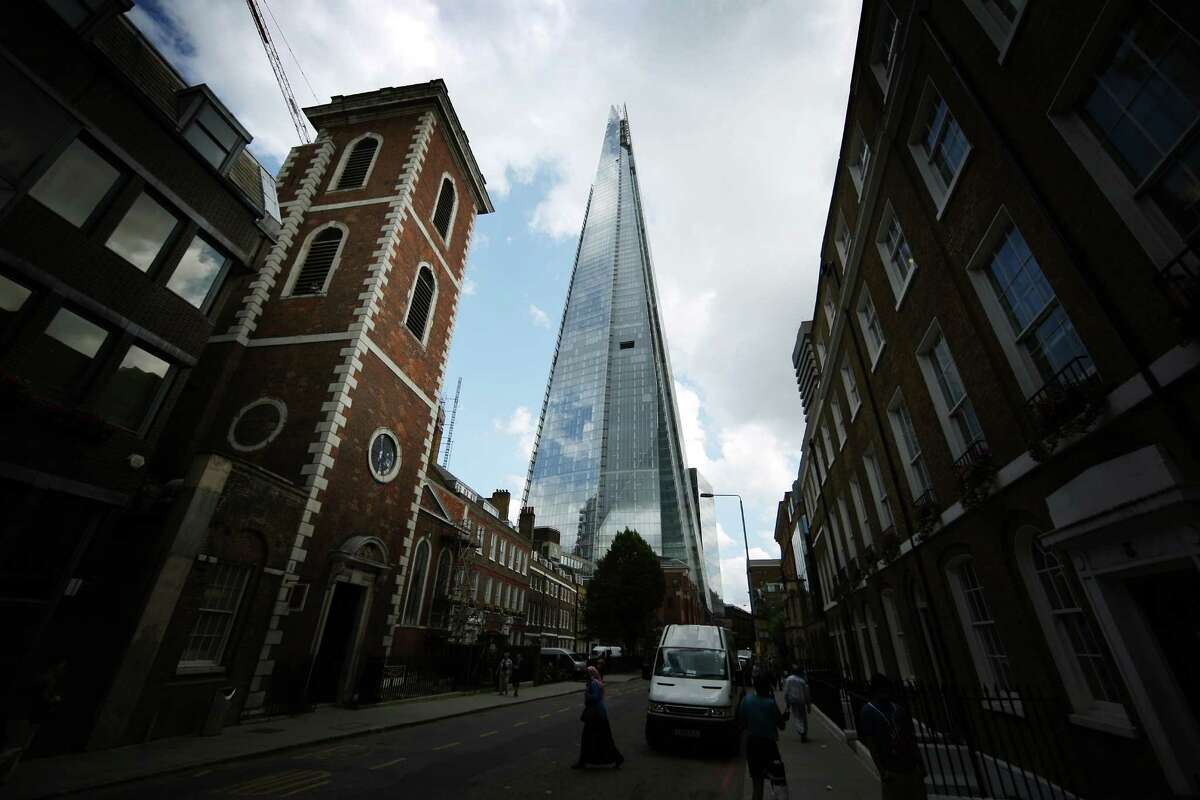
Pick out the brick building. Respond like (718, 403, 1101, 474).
(0, 2, 279, 757)
(786, 1, 1199, 795)
(390, 447, 531, 660)
(524, 522, 581, 650)
(772, 492, 813, 667)
(655, 558, 705, 628)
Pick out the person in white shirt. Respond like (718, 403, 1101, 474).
(782, 665, 810, 742)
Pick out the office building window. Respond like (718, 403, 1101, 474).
(876, 203, 918, 305)
(167, 235, 229, 310)
(848, 125, 871, 197)
(888, 393, 932, 499)
(917, 323, 985, 458)
(842, 363, 861, 417)
(857, 289, 886, 367)
(93, 344, 172, 432)
(15, 308, 108, 395)
(910, 82, 971, 215)
(28, 139, 120, 227)
(105, 192, 179, 272)
(869, 3, 902, 92)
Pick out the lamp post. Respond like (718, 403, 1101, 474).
(699, 491, 755, 624)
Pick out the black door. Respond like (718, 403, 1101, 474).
(1127, 568, 1200, 725)
(310, 583, 364, 703)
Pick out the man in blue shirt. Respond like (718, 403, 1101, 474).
(740, 673, 787, 800)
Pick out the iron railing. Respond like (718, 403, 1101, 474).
(808, 670, 1091, 799)
(1024, 357, 1101, 438)
(952, 438, 991, 474)
(1155, 238, 1200, 335)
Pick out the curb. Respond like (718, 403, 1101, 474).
(18, 677, 642, 800)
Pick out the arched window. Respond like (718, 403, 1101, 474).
(431, 176, 456, 241)
(335, 136, 380, 190)
(401, 538, 431, 626)
(425, 549, 453, 626)
(1016, 529, 1127, 722)
(405, 265, 436, 341)
(946, 556, 1013, 691)
(287, 227, 343, 296)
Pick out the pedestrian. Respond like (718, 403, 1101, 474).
(512, 653, 523, 697)
(782, 664, 810, 742)
(597, 651, 608, 678)
(858, 674, 927, 800)
(498, 652, 513, 696)
(740, 672, 788, 800)
(571, 666, 623, 769)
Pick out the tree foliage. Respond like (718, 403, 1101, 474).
(583, 529, 666, 655)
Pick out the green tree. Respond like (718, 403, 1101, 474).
(584, 529, 666, 656)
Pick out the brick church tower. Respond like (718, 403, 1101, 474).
(90, 81, 492, 744)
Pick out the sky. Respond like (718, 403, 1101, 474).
(133, 0, 862, 610)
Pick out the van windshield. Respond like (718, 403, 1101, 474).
(654, 647, 728, 680)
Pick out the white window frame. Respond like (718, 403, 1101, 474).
(841, 362, 861, 419)
(831, 393, 847, 448)
(366, 427, 402, 483)
(887, 390, 933, 500)
(401, 537, 432, 627)
(820, 422, 837, 467)
(915, 319, 985, 459)
(490, 534, 497, 562)
(403, 263, 439, 347)
(837, 495, 858, 561)
(847, 124, 872, 198)
(854, 606, 873, 677)
(881, 588, 916, 681)
(909, 80, 972, 219)
(326, 132, 383, 193)
(863, 449, 894, 531)
(849, 476, 875, 550)
(857, 288, 887, 370)
(1048, 3, 1196, 271)
(875, 201, 919, 308)
(281, 221, 349, 298)
(965, 208, 1093, 398)
(1014, 527, 1134, 736)
(429, 172, 460, 247)
(869, 2, 902, 95)
(961, 0, 1028, 62)
(835, 211, 854, 270)
(946, 555, 1018, 701)
(823, 297, 837, 330)
(815, 341, 827, 372)
(178, 561, 250, 671)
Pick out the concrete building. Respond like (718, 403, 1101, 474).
(0, 2, 279, 757)
(788, 1, 1199, 795)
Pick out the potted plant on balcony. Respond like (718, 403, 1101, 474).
(954, 446, 997, 509)
(880, 529, 901, 562)
(1028, 378, 1102, 462)
(912, 493, 940, 542)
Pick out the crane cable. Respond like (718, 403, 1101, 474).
(244, 0, 310, 144)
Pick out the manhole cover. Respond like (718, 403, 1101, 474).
(248, 727, 285, 734)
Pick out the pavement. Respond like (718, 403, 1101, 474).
(5, 673, 641, 800)
(741, 693, 881, 800)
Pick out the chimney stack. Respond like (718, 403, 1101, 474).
(519, 505, 535, 539)
(490, 489, 511, 521)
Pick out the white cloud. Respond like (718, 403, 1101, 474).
(462, 278, 477, 296)
(134, 0, 861, 578)
(494, 405, 536, 460)
(748, 546, 772, 560)
(528, 304, 550, 328)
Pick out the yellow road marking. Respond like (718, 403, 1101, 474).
(512, 721, 527, 727)
(223, 768, 331, 796)
(432, 741, 461, 751)
(480, 730, 498, 737)
(367, 756, 407, 771)
(293, 743, 364, 761)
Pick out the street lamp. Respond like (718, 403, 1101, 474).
(699, 492, 755, 621)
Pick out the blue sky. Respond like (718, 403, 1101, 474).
(132, 0, 863, 609)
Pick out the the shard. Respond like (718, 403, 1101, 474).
(523, 107, 709, 611)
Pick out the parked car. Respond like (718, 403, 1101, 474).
(540, 648, 587, 681)
(645, 624, 742, 754)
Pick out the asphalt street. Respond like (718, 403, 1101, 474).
(90, 680, 748, 799)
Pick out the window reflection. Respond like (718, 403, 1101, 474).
(16, 308, 108, 394)
(28, 140, 119, 227)
(94, 344, 171, 431)
(105, 193, 178, 272)
(167, 235, 227, 308)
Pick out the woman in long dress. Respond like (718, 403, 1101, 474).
(572, 666, 624, 768)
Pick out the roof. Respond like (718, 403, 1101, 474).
(303, 80, 493, 213)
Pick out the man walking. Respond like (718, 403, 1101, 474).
(512, 653, 523, 697)
(498, 653, 513, 696)
(858, 674, 927, 800)
(782, 665, 810, 742)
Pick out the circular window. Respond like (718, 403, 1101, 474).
(368, 427, 401, 483)
(228, 398, 287, 452)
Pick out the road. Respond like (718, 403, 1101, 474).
(93, 680, 747, 799)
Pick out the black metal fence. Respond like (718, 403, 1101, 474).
(808, 670, 1091, 800)
(356, 642, 543, 705)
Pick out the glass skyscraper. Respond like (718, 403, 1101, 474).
(523, 107, 708, 610)
(689, 467, 723, 612)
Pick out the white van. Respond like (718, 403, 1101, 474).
(645, 624, 741, 753)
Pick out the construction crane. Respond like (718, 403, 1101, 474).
(441, 377, 462, 467)
(244, 0, 310, 144)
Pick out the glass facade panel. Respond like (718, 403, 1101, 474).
(29, 139, 119, 227)
(94, 344, 171, 431)
(167, 235, 227, 308)
(524, 110, 706, 606)
(105, 192, 178, 272)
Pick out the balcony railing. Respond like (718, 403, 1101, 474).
(1155, 238, 1200, 338)
(953, 438, 997, 509)
(1024, 356, 1104, 460)
(912, 489, 940, 540)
